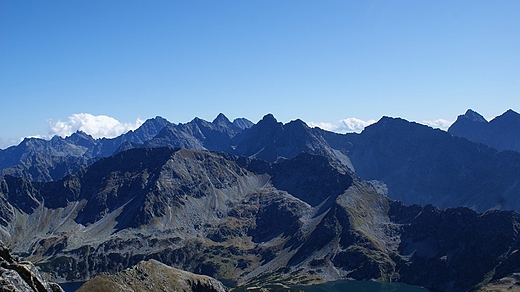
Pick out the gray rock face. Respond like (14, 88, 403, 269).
(76, 259, 228, 292)
(0, 241, 63, 292)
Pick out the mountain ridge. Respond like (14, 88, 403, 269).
(1, 147, 520, 291)
(449, 108, 520, 153)
(3, 110, 520, 215)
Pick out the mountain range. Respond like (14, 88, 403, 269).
(2, 147, 520, 291)
(1, 109, 520, 291)
(2, 109, 520, 212)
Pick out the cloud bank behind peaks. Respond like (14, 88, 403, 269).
(309, 118, 377, 133)
(421, 119, 452, 130)
(48, 113, 145, 139)
(309, 117, 453, 134)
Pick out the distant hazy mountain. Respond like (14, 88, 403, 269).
(1, 147, 520, 291)
(230, 114, 353, 168)
(0, 114, 252, 181)
(449, 109, 520, 152)
(344, 116, 520, 212)
(142, 113, 249, 152)
(3, 112, 520, 214)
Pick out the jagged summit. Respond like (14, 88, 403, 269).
(231, 117, 253, 129)
(2, 110, 520, 212)
(463, 109, 488, 122)
(449, 109, 520, 153)
(212, 113, 232, 125)
(259, 113, 279, 124)
(494, 108, 520, 123)
(65, 131, 96, 148)
(233, 113, 338, 163)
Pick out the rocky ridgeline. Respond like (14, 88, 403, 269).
(449, 109, 520, 153)
(76, 259, 228, 292)
(0, 241, 63, 292)
(3, 111, 520, 214)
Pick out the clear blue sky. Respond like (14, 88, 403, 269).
(1, 1, 519, 148)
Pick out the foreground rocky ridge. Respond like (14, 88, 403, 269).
(0, 241, 63, 292)
(1, 147, 520, 291)
(76, 259, 228, 292)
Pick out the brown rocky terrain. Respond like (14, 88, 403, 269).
(472, 274, 520, 292)
(76, 259, 228, 292)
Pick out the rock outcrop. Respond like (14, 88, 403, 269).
(473, 274, 520, 292)
(0, 241, 63, 292)
(76, 259, 228, 292)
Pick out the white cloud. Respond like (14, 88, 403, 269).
(311, 117, 454, 133)
(0, 138, 14, 149)
(309, 118, 376, 133)
(48, 113, 145, 139)
(337, 118, 377, 133)
(307, 122, 338, 132)
(421, 119, 453, 131)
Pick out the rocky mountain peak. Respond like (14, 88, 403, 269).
(493, 109, 520, 123)
(449, 109, 520, 153)
(286, 118, 309, 129)
(152, 115, 170, 124)
(65, 131, 96, 148)
(259, 113, 279, 125)
(134, 116, 171, 134)
(231, 117, 253, 129)
(212, 113, 232, 126)
(463, 109, 488, 123)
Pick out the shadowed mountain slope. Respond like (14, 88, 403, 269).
(1, 147, 520, 291)
(0, 114, 252, 182)
(449, 109, 520, 153)
(344, 116, 520, 212)
(3, 112, 520, 215)
(230, 114, 353, 169)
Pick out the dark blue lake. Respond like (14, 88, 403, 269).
(58, 282, 85, 292)
(294, 280, 429, 292)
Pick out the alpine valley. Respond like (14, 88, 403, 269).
(1, 110, 520, 292)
